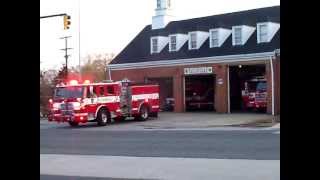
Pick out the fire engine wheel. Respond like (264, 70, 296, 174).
(138, 105, 149, 121)
(97, 109, 111, 126)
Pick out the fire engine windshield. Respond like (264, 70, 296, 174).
(54, 86, 84, 99)
(256, 82, 267, 91)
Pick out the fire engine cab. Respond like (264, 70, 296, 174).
(48, 79, 160, 126)
(241, 76, 267, 111)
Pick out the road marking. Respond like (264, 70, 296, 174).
(41, 154, 280, 180)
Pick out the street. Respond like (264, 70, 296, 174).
(40, 119, 279, 180)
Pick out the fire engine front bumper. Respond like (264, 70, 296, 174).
(49, 113, 89, 123)
(246, 102, 267, 109)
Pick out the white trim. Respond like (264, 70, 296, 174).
(227, 65, 230, 113)
(270, 56, 275, 115)
(132, 93, 159, 101)
(109, 51, 276, 70)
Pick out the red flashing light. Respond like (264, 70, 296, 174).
(69, 80, 78, 85)
(49, 99, 53, 103)
(83, 80, 90, 84)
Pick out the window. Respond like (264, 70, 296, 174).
(157, 0, 161, 8)
(99, 86, 105, 97)
(258, 24, 268, 43)
(107, 86, 114, 95)
(189, 32, 197, 49)
(210, 30, 219, 47)
(93, 86, 98, 97)
(86, 86, 90, 98)
(170, 35, 177, 51)
(151, 38, 158, 53)
(234, 27, 242, 45)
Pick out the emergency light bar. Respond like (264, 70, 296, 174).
(83, 80, 90, 84)
(69, 80, 78, 85)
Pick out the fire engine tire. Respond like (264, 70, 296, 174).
(68, 121, 79, 127)
(137, 105, 149, 121)
(97, 108, 111, 126)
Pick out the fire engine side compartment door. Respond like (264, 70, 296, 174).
(84, 85, 98, 120)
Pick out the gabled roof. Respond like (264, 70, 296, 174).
(110, 6, 280, 65)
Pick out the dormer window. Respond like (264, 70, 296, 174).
(233, 27, 242, 45)
(257, 22, 279, 43)
(157, 0, 161, 8)
(169, 35, 177, 52)
(189, 32, 197, 49)
(188, 31, 209, 50)
(150, 36, 169, 54)
(209, 28, 231, 48)
(151, 37, 158, 53)
(232, 25, 255, 46)
(210, 30, 219, 47)
(258, 24, 268, 43)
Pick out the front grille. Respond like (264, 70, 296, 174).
(61, 110, 73, 115)
(60, 103, 74, 110)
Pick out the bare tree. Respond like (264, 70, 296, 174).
(81, 53, 114, 82)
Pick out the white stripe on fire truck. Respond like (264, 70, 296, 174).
(131, 93, 159, 101)
(152, 105, 159, 108)
(82, 96, 120, 105)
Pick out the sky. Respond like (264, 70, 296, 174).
(40, 0, 280, 70)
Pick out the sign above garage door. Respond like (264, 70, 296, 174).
(184, 67, 213, 75)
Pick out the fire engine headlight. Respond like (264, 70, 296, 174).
(53, 103, 60, 110)
(73, 102, 81, 110)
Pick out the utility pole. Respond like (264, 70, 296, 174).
(60, 36, 73, 79)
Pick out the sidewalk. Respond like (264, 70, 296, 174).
(140, 112, 275, 129)
(94, 112, 276, 130)
(41, 112, 278, 130)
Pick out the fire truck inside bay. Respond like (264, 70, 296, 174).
(48, 79, 160, 126)
(241, 76, 267, 111)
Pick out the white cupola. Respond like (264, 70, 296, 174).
(152, 0, 174, 30)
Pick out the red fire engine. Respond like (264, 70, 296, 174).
(241, 76, 267, 111)
(48, 79, 160, 126)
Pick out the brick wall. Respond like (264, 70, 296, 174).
(109, 60, 279, 115)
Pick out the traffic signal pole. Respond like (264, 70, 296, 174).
(60, 36, 73, 80)
(40, 13, 67, 19)
(40, 13, 71, 29)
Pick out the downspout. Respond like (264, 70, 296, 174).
(108, 66, 112, 80)
(227, 65, 230, 113)
(270, 56, 275, 116)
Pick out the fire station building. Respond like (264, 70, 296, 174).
(108, 2, 280, 115)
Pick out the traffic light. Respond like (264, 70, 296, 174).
(63, 15, 71, 30)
